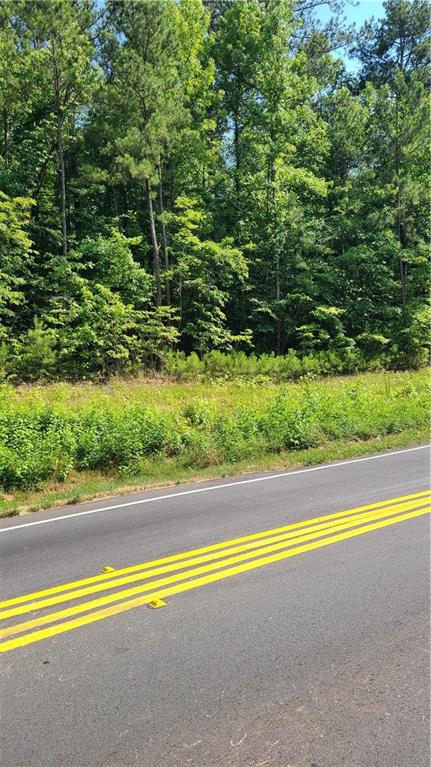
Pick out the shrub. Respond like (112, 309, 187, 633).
(0, 407, 76, 490)
(0, 370, 428, 491)
(12, 320, 58, 381)
(262, 389, 320, 450)
(74, 406, 171, 471)
(165, 348, 395, 383)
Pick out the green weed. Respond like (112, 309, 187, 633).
(0, 370, 428, 493)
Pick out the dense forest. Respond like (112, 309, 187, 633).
(0, 0, 429, 380)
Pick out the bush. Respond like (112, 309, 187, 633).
(0, 407, 76, 489)
(12, 320, 58, 381)
(165, 348, 392, 383)
(74, 406, 172, 472)
(0, 370, 428, 492)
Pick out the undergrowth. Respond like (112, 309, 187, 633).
(0, 370, 428, 493)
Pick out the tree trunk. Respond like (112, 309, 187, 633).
(275, 249, 281, 355)
(2, 110, 8, 163)
(394, 89, 406, 317)
(57, 114, 67, 257)
(396, 184, 406, 312)
(233, 111, 241, 198)
(53, 56, 68, 257)
(158, 165, 170, 305)
(145, 178, 162, 307)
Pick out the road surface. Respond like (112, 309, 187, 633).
(0, 445, 430, 767)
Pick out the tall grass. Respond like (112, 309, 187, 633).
(0, 370, 428, 492)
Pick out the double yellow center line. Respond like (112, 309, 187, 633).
(0, 490, 429, 653)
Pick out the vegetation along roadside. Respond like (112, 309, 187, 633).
(1, 369, 428, 517)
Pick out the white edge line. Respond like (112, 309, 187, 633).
(1, 445, 429, 534)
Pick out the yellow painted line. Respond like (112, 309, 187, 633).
(1, 502, 429, 640)
(0, 506, 396, 634)
(0, 505, 428, 653)
(0, 498, 426, 622)
(1, 489, 428, 610)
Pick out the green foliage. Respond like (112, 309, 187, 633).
(0, 229, 179, 379)
(0, 406, 76, 489)
(0, 0, 429, 378)
(0, 192, 34, 338)
(77, 230, 153, 305)
(12, 319, 58, 380)
(74, 406, 172, 472)
(0, 370, 427, 491)
(47, 276, 179, 378)
(172, 196, 249, 351)
(165, 349, 375, 382)
(393, 306, 431, 369)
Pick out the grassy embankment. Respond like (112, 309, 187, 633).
(0, 369, 428, 517)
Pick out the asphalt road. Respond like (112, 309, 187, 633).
(0, 445, 430, 767)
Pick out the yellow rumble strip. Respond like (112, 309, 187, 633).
(0, 490, 429, 653)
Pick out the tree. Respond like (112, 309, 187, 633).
(11, 0, 99, 256)
(0, 192, 34, 339)
(0, 0, 428, 378)
(106, 0, 189, 306)
(171, 196, 249, 352)
(353, 1, 430, 335)
(214, 0, 329, 352)
(34, 229, 178, 376)
(353, 0, 430, 85)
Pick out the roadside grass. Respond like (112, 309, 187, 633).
(0, 370, 429, 517)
